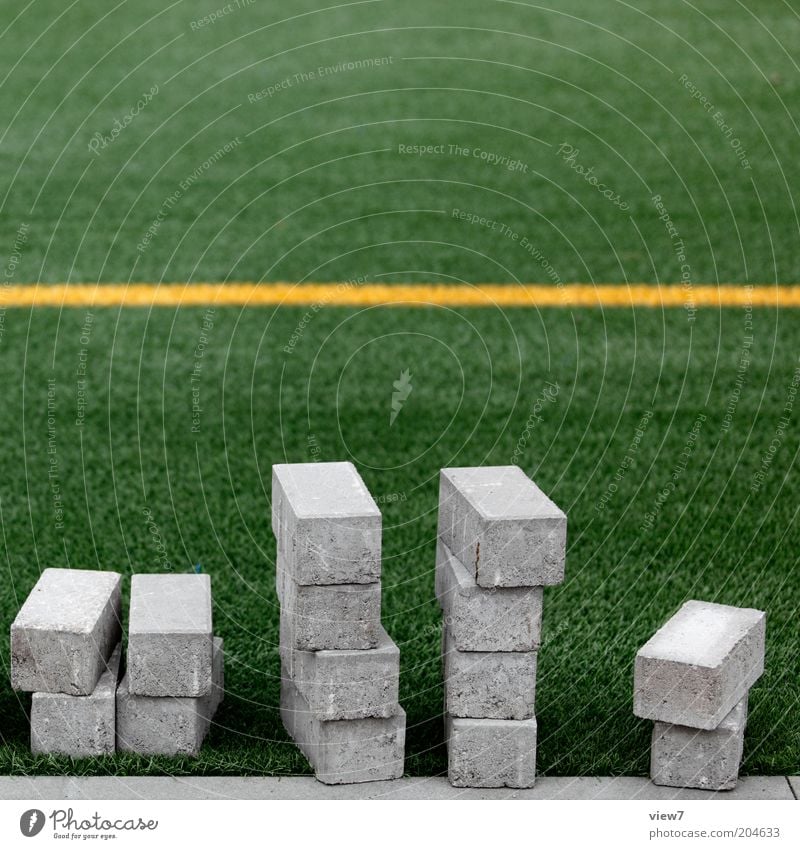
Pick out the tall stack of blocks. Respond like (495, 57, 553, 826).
(118, 573, 224, 757)
(634, 600, 766, 790)
(273, 461, 405, 784)
(11, 568, 123, 757)
(436, 466, 567, 788)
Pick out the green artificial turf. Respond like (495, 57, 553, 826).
(0, 305, 797, 776)
(0, 0, 798, 779)
(0, 0, 799, 285)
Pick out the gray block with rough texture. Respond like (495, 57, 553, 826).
(651, 696, 748, 791)
(436, 540, 543, 651)
(438, 466, 566, 587)
(116, 637, 224, 757)
(127, 573, 213, 697)
(11, 568, 122, 695)
(31, 643, 122, 757)
(634, 600, 766, 730)
(272, 462, 381, 585)
(278, 567, 381, 651)
(280, 676, 405, 784)
(281, 620, 399, 720)
(446, 714, 537, 788)
(442, 629, 537, 720)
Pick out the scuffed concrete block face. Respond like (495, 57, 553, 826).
(117, 637, 224, 757)
(446, 714, 537, 788)
(272, 462, 381, 585)
(437, 466, 566, 588)
(281, 621, 399, 720)
(442, 628, 537, 720)
(280, 677, 405, 785)
(435, 540, 543, 652)
(31, 643, 122, 757)
(651, 697, 748, 791)
(280, 574, 381, 651)
(634, 600, 765, 729)
(11, 568, 122, 695)
(127, 573, 213, 698)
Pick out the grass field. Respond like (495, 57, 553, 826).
(0, 1, 798, 778)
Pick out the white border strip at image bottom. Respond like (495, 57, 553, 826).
(0, 776, 795, 800)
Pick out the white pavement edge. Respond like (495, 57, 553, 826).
(0, 776, 796, 801)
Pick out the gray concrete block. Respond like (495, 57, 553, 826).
(11, 568, 122, 695)
(436, 540, 543, 651)
(281, 621, 399, 720)
(446, 714, 537, 788)
(272, 462, 381, 585)
(634, 600, 766, 729)
(116, 637, 224, 757)
(651, 696, 748, 791)
(279, 570, 381, 651)
(438, 466, 566, 587)
(31, 643, 122, 757)
(127, 574, 213, 697)
(442, 628, 537, 719)
(280, 676, 405, 784)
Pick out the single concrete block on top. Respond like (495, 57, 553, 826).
(272, 462, 381, 585)
(280, 676, 405, 785)
(442, 628, 537, 720)
(634, 600, 766, 730)
(281, 617, 399, 720)
(438, 466, 566, 588)
(278, 563, 381, 651)
(11, 568, 122, 695)
(127, 573, 213, 697)
(446, 714, 537, 788)
(31, 643, 122, 757)
(651, 696, 748, 791)
(435, 540, 543, 652)
(116, 637, 224, 757)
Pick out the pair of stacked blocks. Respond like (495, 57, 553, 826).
(119, 573, 223, 756)
(11, 569, 123, 757)
(634, 600, 766, 790)
(10, 569, 222, 758)
(436, 466, 567, 788)
(273, 462, 406, 784)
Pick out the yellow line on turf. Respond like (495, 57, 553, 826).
(0, 283, 798, 308)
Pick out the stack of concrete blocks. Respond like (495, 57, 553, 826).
(10, 568, 123, 757)
(116, 574, 224, 756)
(273, 462, 405, 784)
(634, 600, 766, 791)
(436, 466, 567, 788)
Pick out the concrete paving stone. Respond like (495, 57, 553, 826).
(446, 714, 537, 789)
(438, 466, 566, 588)
(272, 462, 381, 585)
(651, 696, 747, 791)
(10, 568, 123, 696)
(281, 620, 399, 720)
(634, 600, 766, 730)
(116, 637, 223, 757)
(435, 539, 543, 651)
(30, 643, 122, 757)
(788, 777, 800, 799)
(279, 571, 381, 650)
(442, 628, 537, 720)
(127, 573, 213, 697)
(280, 677, 405, 785)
